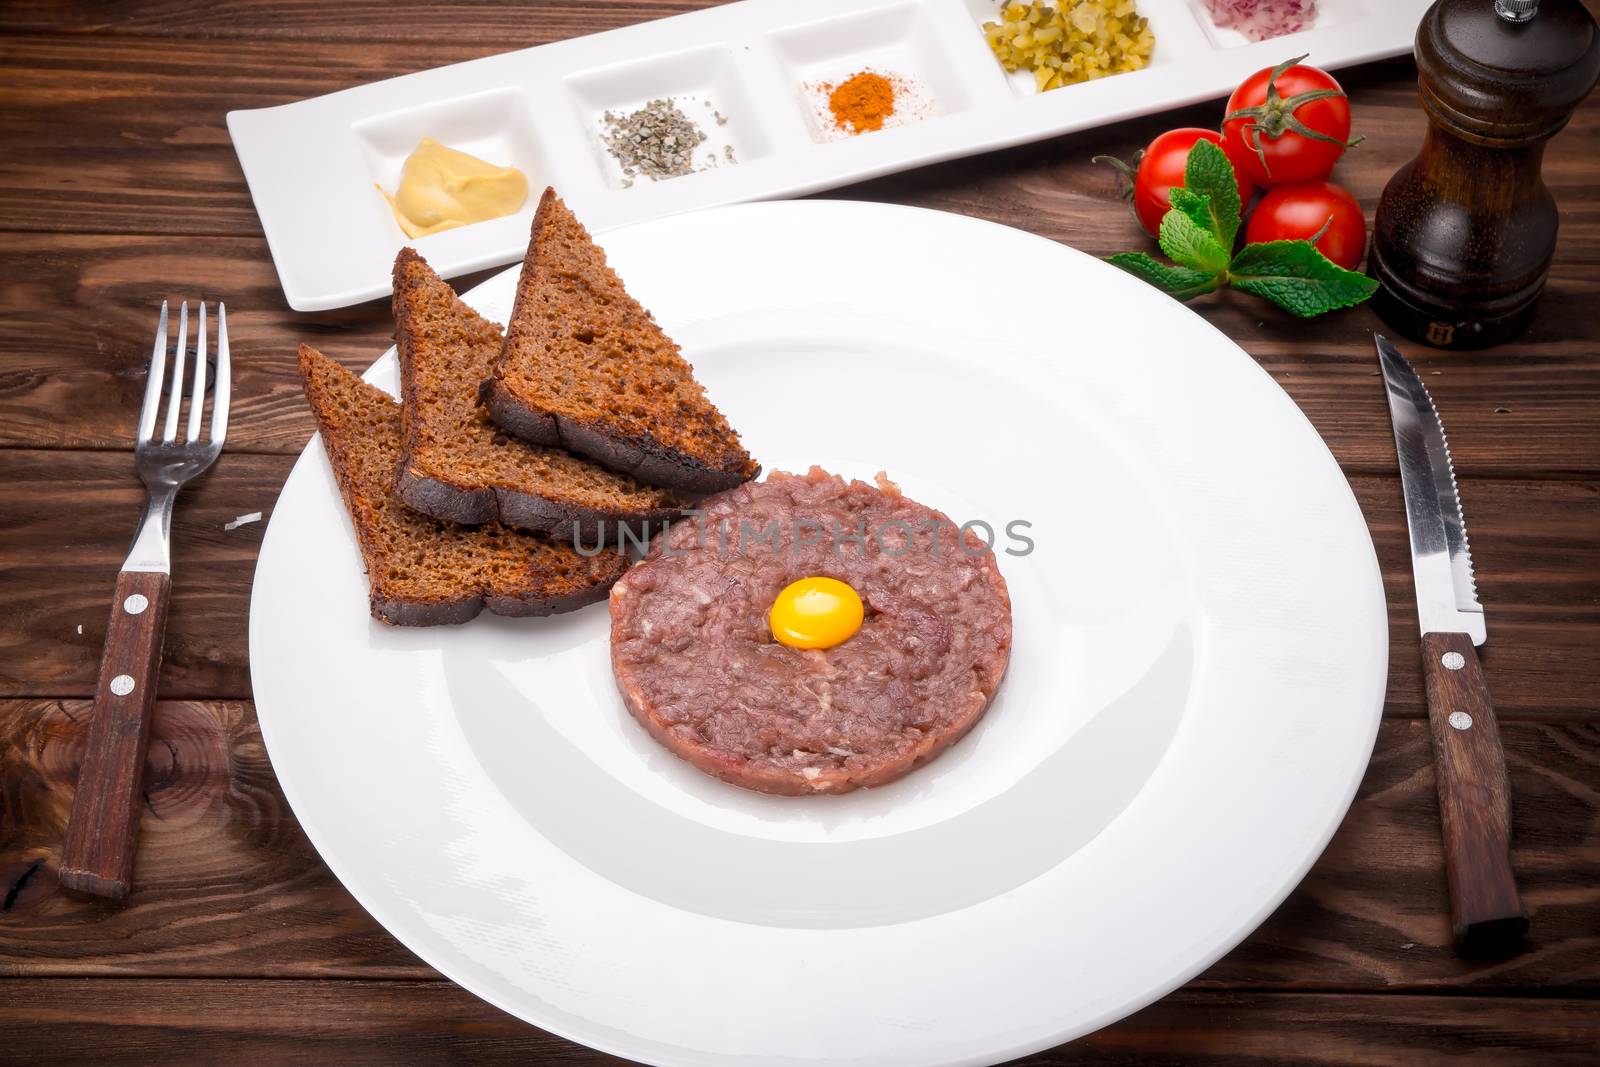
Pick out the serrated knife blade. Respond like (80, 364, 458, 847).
(1376, 334, 1487, 645)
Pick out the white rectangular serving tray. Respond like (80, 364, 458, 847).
(228, 0, 1427, 312)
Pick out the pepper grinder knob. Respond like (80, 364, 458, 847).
(1494, 0, 1539, 23)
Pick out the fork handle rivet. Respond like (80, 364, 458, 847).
(1441, 651, 1466, 671)
(123, 593, 149, 616)
(109, 674, 136, 697)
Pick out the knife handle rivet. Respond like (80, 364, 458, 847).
(123, 593, 149, 615)
(1441, 651, 1466, 671)
(1448, 710, 1473, 731)
(109, 674, 135, 697)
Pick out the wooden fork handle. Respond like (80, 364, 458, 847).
(1422, 631, 1528, 956)
(60, 570, 171, 901)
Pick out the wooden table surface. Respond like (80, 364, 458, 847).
(2, 2, 1597, 1063)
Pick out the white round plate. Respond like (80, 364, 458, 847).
(251, 200, 1386, 1066)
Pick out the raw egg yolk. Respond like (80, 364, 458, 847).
(769, 577, 864, 650)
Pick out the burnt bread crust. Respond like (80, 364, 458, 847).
(479, 377, 756, 494)
(484, 188, 759, 493)
(391, 247, 682, 539)
(393, 463, 499, 526)
(483, 582, 613, 618)
(392, 463, 680, 543)
(370, 593, 483, 628)
(298, 343, 625, 626)
(373, 581, 611, 627)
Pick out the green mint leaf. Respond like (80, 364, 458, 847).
(1182, 139, 1243, 249)
(1158, 209, 1231, 275)
(1105, 252, 1221, 302)
(1166, 187, 1215, 240)
(1228, 240, 1379, 317)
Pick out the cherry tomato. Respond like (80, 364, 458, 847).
(1244, 181, 1367, 270)
(1223, 57, 1359, 187)
(1097, 128, 1256, 238)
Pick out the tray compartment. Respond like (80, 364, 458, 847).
(352, 87, 549, 243)
(564, 45, 771, 190)
(1187, 0, 1364, 50)
(962, 0, 1183, 98)
(769, 3, 973, 143)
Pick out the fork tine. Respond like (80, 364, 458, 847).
(162, 301, 189, 443)
(186, 303, 209, 443)
(211, 303, 230, 446)
(136, 302, 169, 443)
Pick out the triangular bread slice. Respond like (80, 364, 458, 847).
(298, 344, 624, 626)
(391, 248, 681, 540)
(481, 188, 758, 493)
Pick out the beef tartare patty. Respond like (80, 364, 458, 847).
(610, 467, 1012, 796)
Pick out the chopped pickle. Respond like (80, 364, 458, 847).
(982, 0, 1156, 92)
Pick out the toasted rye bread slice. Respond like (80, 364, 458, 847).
(481, 188, 759, 493)
(298, 344, 625, 626)
(391, 248, 682, 540)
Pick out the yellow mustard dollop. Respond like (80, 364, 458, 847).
(380, 138, 529, 239)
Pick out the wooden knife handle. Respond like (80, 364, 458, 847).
(59, 570, 171, 901)
(1422, 631, 1528, 956)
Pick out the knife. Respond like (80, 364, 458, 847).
(1376, 333, 1527, 956)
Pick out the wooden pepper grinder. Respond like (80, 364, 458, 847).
(1370, 0, 1599, 349)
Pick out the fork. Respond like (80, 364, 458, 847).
(60, 301, 230, 901)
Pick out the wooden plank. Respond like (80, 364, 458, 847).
(1361, 476, 1600, 722)
(0, 0, 708, 43)
(3, 448, 1594, 715)
(0, 233, 502, 452)
(0, 980, 1595, 1065)
(3, 703, 1596, 991)
(1210, 719, 1600, 994)
(0, 699, 421, 977)
(0, 35, 497, 238)
(0, 451, 288, 700)
(0, 978, 611, 1064)
(1, 228, 1598, 479)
